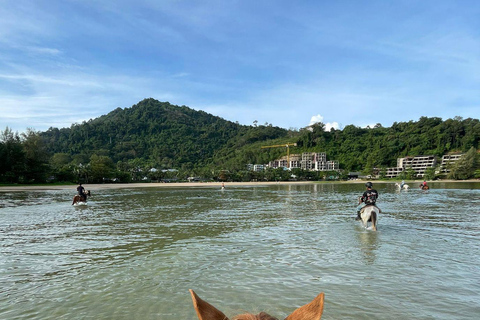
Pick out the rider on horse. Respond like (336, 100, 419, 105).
(77, 183, 86, 201)
(420, 180, 429, 190)
(356, 182, 379, 220)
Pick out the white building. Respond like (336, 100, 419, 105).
(266, 152, 339, 172)
(386, 155, 437, 178)
(438, 153, 464, 174)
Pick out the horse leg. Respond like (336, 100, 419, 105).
(371, 211, 377, 231)
(72, 196, 77, 205)
(361, 211, 369, 228)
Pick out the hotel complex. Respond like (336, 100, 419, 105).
(385, 153, 464, 178)
(249, 150, 465, 178)
(249, 152, 339, 172)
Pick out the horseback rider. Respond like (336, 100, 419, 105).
(77, 183, 86, 201)
(356, 182, 379, 220)
(420, 180, 429, 189)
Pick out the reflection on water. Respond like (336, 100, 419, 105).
(0, 182, 479, 320)
(356, 228, 379, 265)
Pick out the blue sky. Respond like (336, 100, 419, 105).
(1, 0, 479, 133)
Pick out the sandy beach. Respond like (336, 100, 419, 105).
(0, 179, 475, 192)
(0, 181, 318, 192)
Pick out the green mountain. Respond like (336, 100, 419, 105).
(2, 98, 479, 184)
(40, 98, 289, 169)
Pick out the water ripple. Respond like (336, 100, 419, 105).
(1, 183, 479, 319)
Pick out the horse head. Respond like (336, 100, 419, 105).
(190, 290, 324, 320)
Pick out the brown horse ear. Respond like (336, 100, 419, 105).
(284, 293, 324, 320)
(190, 289, 229, 320)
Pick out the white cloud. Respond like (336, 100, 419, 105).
(308, 114, 340, 131)
(325, 122, 340, 131)
(309, 114, 324, 126)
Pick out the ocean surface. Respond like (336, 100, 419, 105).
(1, 182, 479, 319)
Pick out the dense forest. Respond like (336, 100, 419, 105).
(1, 98, 479, 184)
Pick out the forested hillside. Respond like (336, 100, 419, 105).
(292, 117, 480, 173)
(40, 98, 289, 169)
(212, 116, 480, 174)
(1, 98, 479, 184)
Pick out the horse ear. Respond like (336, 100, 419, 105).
(190, 289, 229, 320)
(284, 293, 324, 320)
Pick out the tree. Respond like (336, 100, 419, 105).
(448, 147, 479, 180)
(423, 167, 437, 181)
(89, 154, 115, 183)
(0, 127, 25, 183)
(21, 129, 50, 182)
(405, 168, 417, 180)
(50, 153, 74, 182)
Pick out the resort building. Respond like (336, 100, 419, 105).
(437, 153, 464, 174)
(253, 164, 266, 172)
(246, 164, 267, 172)
(386, 155, 437, 178)
(264, 152, 339, 172)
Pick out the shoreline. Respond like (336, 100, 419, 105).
(0, 179, 477, 192)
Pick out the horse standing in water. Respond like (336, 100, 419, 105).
(395, 183, 409, 190)
(190, 289, 324, 320)
(72, 190, 90, 205)
(359, 205, 378, 231)
(357, 196, 379, 231)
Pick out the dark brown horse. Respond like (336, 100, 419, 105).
(72, 190, 90, 205)
(419, 184, 430, 190)
(190, 289, 324, 320)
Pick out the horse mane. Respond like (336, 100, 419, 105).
(232, 313, 278, 320)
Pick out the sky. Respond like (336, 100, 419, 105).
(1, 0, 479, 133)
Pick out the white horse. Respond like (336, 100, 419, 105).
(395, 182, 409, 190)
(360, 205, 379, 231)
(357, 197, 379, 231)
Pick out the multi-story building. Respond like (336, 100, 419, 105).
(385, 167, 404, 178)
(438, 153, 464, 174)
(247, 164, 267, 172)
(301, 152, 329, 171)
(326, 160, 340, 171)
(289, 154, 302, 169)
(264, 152, 339, 172)
(386, 155, 437, 178)
(253, 164, 266, 172)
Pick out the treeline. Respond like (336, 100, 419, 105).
(293, 116, 480, 173)
(0, 128, 50, 183)
(1, 99, 289, 183)
(211, 117, 480, 176)
(1, 98, 479, 184)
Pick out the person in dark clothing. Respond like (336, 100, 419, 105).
(356, 182, 379, 220)
(77, 183, 86, 200)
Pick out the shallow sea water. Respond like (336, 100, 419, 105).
(1, 182, 479, 319)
